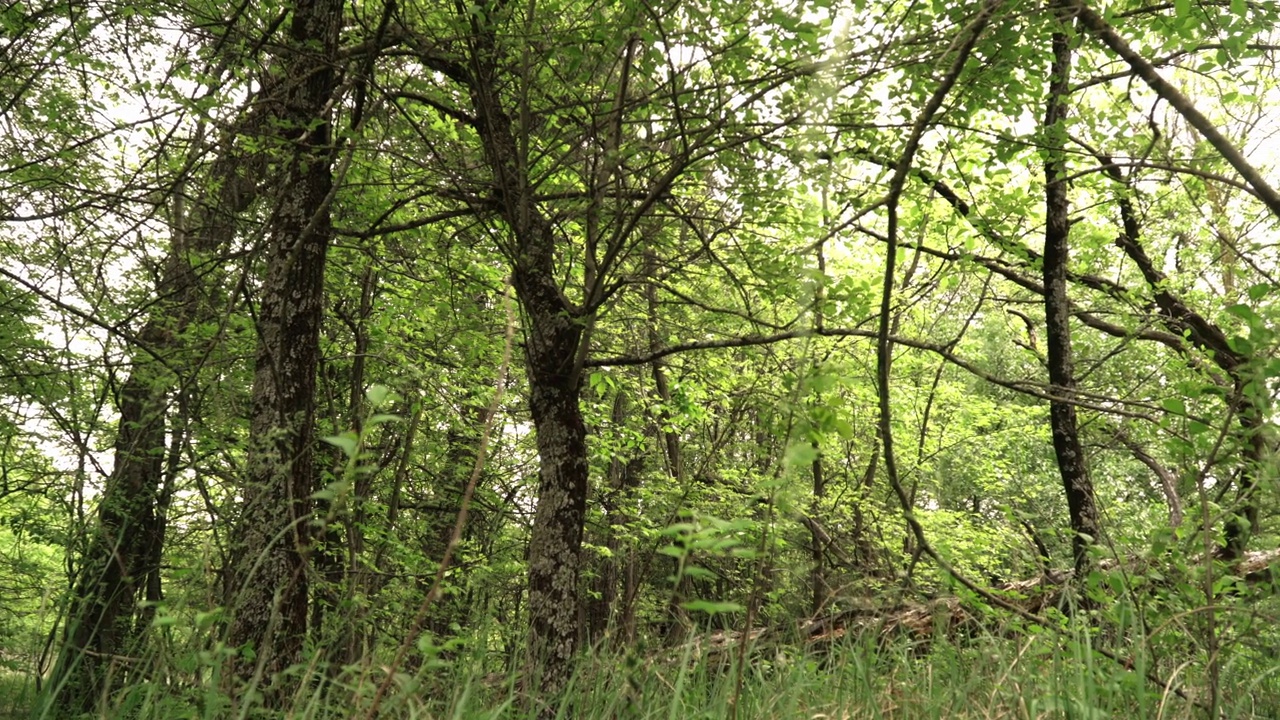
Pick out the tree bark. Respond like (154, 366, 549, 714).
(48, 356, 167, 714)
(223, 0, 342, 691)
(420, 404, 483, 651)
(313, 268, 378, 668)
(643, 252, 693, 643)
(811, 449, 829, 614)
(1042, 7, 1102, 575)
(515, 267, 590, 695)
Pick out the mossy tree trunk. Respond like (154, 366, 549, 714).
(223, 0, 343, 693)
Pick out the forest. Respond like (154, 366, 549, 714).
(2, 0, 1280, 717)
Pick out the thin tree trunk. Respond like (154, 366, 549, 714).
(224, 0, 342, 691)
(810, 450, 828, 614)
(1042, 7, 1102, 575)
(615, 411, 654, 649)
(585, 391, 643, 645)
(420, 404, 482, 651)
(1115, 236, 1262, 555)
(313, 267, 378, 667)
(642, 251, 693, 643)
(48, 360, 166, 713)
(810, 228, 828, 615)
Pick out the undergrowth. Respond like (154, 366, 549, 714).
(0, 672, 33, 720)
(20, 623, 1280, 720)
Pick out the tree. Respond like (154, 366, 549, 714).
(388, 0, 823, 696)
(1040, 0, 1102, 575)
(222, 0, 344, 689)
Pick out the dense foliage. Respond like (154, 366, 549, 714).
(2, 0, 1280, 717)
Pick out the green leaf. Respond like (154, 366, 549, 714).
(660, 522, 697, 536)
(1225, 303, 1261, 324)
(195, 608, 224, 629)
(681, 599, 743, 614)
(1228, 335, 1253, 355)
(1213, 574, 1243, 595)
(1160, 397, 1186, 416)
(682, 565, 716, 580)
(1107, 572, 1125, 593)
(832, 417, 855, 440)
(784, 441, 819, 468)
(323, 432, 360, 459)
(1231, 0, 1246, 16)
(1247, 283, 1271, 301)
(366, 384, 393, 407)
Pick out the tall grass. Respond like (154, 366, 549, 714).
(0, 671, 35, 720)
(18, 617, 1280, 719)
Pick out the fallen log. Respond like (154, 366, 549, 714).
(797, 547, 1280, 650)
(668, 547, 1280, 664)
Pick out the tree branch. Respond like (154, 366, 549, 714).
(1067, 0, 1280, 219)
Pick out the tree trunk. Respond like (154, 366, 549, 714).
(810, 449, 828, 615)
(47, 102, 265, 717)
(643, 255, 693, 643)
(1042, 8, 1102, 575)
(461, 13, 593, 699)
(516, 265, 589, 696)
(314, 268, 378, 668)
(48, 361, 166, 713)
(224, 0, 342, 691)
(811, 204, 830, 615)
(420, 405, 482, 652)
